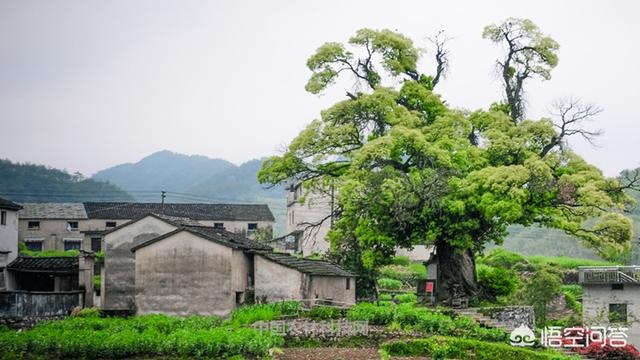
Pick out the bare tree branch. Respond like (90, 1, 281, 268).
(427, 30, 451, 88)
(540, 98, 604, 157)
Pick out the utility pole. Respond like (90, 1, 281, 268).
(161, 191, 166, 213)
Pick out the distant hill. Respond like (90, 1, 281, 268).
(93, 150, 286, 234)
(0, 159, 133, 202)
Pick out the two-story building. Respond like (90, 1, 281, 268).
(18, 202, 276, 253)
(0, 197, 22, 289)
(579, 266, 640, 346)
(285, 183, 432, 260)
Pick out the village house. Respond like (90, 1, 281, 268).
(579, 266, 640, 346)
(131, 225, 272, 316)
(131, 226, 355, 316)
(104, 212, 354, 316)
(18, 202, 276, 254)
(101, 213, 205, 311)
(254, 251, 356, 305)
(285, 183, 432, 260)
(0, 197, 22, 289)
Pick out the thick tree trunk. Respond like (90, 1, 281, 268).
(435, 241, 479, 302)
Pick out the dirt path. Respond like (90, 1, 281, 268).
(275, 347, 430, 360)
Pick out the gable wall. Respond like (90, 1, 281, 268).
(102, 216, 177, 310)
(134, 231, 235, 316)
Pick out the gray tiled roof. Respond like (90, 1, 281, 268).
(0, 197, 22, 211)
(83, 202, 275, 221)
(131, 225, 272, 252)
(19, 203, 88, 219)
(257, 252, 356, 277)
(7, 256, 79, 273)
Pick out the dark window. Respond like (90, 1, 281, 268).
(213, 223, 224, 229)
(0, 211, 5, 226)
(91, 237, 102, 252)
(25, 241, 43, 251)
(64, 241, 81, 251)
(0, 268, 4, 288)
(346, 278, 350, 290)
(235, 292, 244, 305)
(248, 223, 258, 230)
(105, 221, 116, 228)
(609, 303, 627, 323)
(28, 221, 40, 230)
(612, 283, 624, 290)
(67, 221, 79, 231)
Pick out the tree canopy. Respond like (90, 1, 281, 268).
(259, 23, 633, 298)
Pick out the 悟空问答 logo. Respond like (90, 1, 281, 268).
(510, 324, 536, 347)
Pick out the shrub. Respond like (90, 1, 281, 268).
(227, 301, 301, 326)
(482, 248, 528, 269)
(74, 307, 101, 318)
(379, 265, 414, 282)
(346, 302, 395, 325)
(380, 337, 571, 360)
(524, 268, 562, 325)
(0, 314, 278, 359)
(304, 306, 342, 320)
(391, 256, 411, 266)
(395, 293, 417, 304)
(477, 264, 519, 298)
(525, 255, 616, 270)
(378, 277, 403, 290)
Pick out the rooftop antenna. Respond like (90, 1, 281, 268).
(161, 191, 166, 213)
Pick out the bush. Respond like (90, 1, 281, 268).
(304, 306, 342, 320)
(524, 268, 562, 325)
(227, 301, 301, 326)
(0, 314, 279, 359)
(379, 265, 414, 282)
(347, 302, 395, 325)
(482, 248, 528, 269)
(380, 337, 571, 360)
(525, 255, 616, 270)
(395, 293, 417, 304)
(477, 264, 519, 298)
(378, 277, 403, 290)
(391, 256, 411, 266)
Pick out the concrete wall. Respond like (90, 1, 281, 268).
(19, 219, 85, 251)
(309, 276, 356, 305)
(103, 216, 176, 310)
(582, 284, 640, 346)
(254, 255, 304, 302)
(0, 291, 84, 317)
(0, 208, 19, 283)
(286, 185, 333, 256)
(134, 231, 237, 316)
(198, 220, 273, 239)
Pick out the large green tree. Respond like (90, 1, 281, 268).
(259, 24, 634, 300)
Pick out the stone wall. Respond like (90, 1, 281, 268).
(478, 306, 535, 329)
(0, 291, 83, 318)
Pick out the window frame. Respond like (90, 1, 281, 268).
(0, 211, 5, 226)
(25, 241, 43, 252)
(67, 221, 79, 231)
(247, 223, 258, 231)
(91, 237, 102, 252)
(609, 303, 628, 323)
(105, 221, 117, 228)
(346, 278, 351, 290)
(27, 221, 40, 230)
(213, 223, 224, 229)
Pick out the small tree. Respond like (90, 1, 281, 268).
(524, 268, 562, 325)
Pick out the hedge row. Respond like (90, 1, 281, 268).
(380, 337, 573, 360)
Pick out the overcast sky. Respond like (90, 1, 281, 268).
(1, 0, 638, 177)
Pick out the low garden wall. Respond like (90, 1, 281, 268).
(478, 305, 535, 329)
(0, 291, 83, 319)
